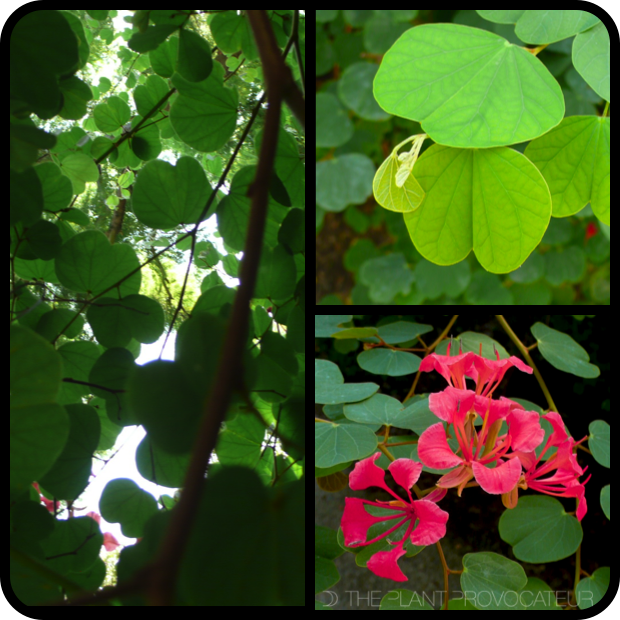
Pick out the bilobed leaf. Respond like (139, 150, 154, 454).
(374, 23, 565, 148)
(572, 21, 610, 102)
(403, 144, 552, 274)
(525, 116, 610, 225)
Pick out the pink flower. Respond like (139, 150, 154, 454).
(419, 340, 533, 398)
(87, 511, 121, 551)
(417, 345, 543, 497)
(32, 482, 57, 513)
(418, 387, 544, 495)
(340, 453, 448, 582)
(507, 412, 591, 520)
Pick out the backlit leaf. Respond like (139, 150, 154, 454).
(374, 23, 565, 148)
(373, 134, 426, 212)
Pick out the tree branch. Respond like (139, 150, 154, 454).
(143, 9, 296, 606)
(35, 10, 303, 606)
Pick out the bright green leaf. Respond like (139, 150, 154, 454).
(373, 134, 426, 212)
(525, 116, 610, 225)
(478, 10, 600, 45)
(170, 72, 238, 153)
(404, 145, 552, 273)
(374, 23, 564, 148)
(572, 21, 610, 102)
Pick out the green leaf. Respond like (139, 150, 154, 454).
(374, 23, 564, 148)
(314, 369, 379, 404)
(403, 145, 552, 273)
(314, 422, 378, 468)
(519, 577, 563, 610)
(132, 156, 213, 229)
(461, 552, 527, 610)
(99, 478, 158, 538)
(525, 116, 610, 225)
(359, 253, 415, 302)
(499, 495, 583, 563)
(338, 62, 391, 121)
(530, 322, 600, 378)
(344, 393, 411, 427)
(575, 567, 610, 610)
(588, 420, 610, 468)
(315, 315, 353, 338)
(316, 153, 376, 213)
(86, 294, 165, 348)
(179, 469, 304, 605)
(315, 557, 340, 596)
(373, 320, 434, 344)
(572, 21, 610, 102)
(38, 404, 100, 500)
(55, 230, 141, 297)
(600, 485, 610, 520)
(39, 517, 103, 574)
(255, 245, 297, 300)
(170, 72, 239, 153)
(373, 135, 426, 212)
(128, 360, 203, 454)
(356, 349, 421, 376)
(177, 28, 213, 82)
(478, 10, 600, 45)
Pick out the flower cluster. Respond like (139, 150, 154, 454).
(340, 453, 449, 582)
(340, 343, 590, 582)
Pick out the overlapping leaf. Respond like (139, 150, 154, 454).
(525, 116, 610, 225)
(403, 144, 552, 273)
(374, 23, 565, 148)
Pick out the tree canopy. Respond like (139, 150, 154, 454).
(10, 9, 305, 607)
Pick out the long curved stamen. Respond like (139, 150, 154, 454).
(357, 515, 411, 547)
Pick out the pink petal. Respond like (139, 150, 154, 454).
(367, 545, 408, 582)
(348, 452, 391, 493)
(472, 457, 522, 494)
(419, 351, 477, 389)
(437, 465, 473, 491)
(418, 423, 463, 469)
(424, 487, 448, 503)
(388, 459, 423, 491)
(429, 387, 475, 423)
(409, 500, 449, 546)
(542, 412, 570, 446)
(103, 532, 120, 551)
(507, 409, 545, 452)
(341, 497, 389, 546)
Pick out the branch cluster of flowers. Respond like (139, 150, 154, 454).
(341, 344, 590, 582)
